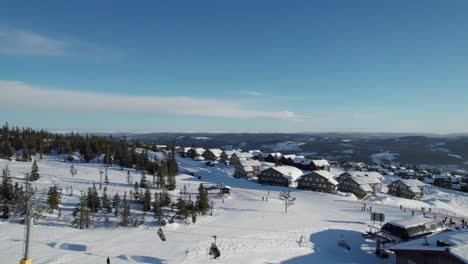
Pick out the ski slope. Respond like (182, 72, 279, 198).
(1, 156, 467, 263)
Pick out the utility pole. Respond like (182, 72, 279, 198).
(99, 169, 104, 190)
(20, 181, 34, 264)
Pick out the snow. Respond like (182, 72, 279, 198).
(386, 215, 437, 229)
(1, 156, 468, 263)
(448, 154, 463, 160)
(270, 165, 303, 181)
(261, 141, 305, 152)
(391, 230, 468, 263)
(371, 151, 399, 164)
(312, 159, 330, 167)
(192, 137, 211, 140)
(310, 170, 338, 185)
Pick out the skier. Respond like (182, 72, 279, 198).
(106, 257, 110, 264)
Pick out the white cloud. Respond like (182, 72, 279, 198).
(0, 27, 120, 59)
(0, 28, 66, 56)
(239, 90, 263, 96)
(0, 80, 301, 120)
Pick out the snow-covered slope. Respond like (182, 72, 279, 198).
(1, 156, 467, 263)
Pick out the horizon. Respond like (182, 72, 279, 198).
(1, 1, 468, 133)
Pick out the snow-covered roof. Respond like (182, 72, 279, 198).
(223, 150, 237, 157)
(282, 154, 297, 160)
(269, 166, 303, 181)
(312, 159, 330, 167)
(248, 150, 262, 156)
(190, 148, 206, 155)
(302, 170, 338, 185)
(239, 159, 262, 168)
(206, 148, 223, 157)
(342, 171, 383, 184)
(267, 152, 283, 158)
(293, 156, 306, 164)
(408, 186, 422, 193)
(399, 179, 425, 188)
(359, 184, 373, 192)
(391, 230, 468, 263)
(235, 152, 254, 159)
(386, 216, 436, 229)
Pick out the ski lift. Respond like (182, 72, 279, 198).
(209, 236, 221, 259)
(157, 228, 166, 242)
(338, 234, 351, 250)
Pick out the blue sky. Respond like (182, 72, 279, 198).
(1, 0, 467, 133)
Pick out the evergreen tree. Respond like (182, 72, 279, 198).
(126, 170, 132, 185)
(140, 172, 148, 188)
(176, 194, 188, 219)
(141, 189, 151, 212)
(157, 162, 167, 188)
(166, 174, 176, 191)
(87, 183, 101, 213)
(120, 192, 130, 227)
(167, 157, 179, 176)
(191, 209, 197, 224)
(161, 190, 171, 207)
(104, 168, 109, 185)
(196, 184, 210, 214)
(101, 187, 112, 213)
(29, 160, 40, 181)
(73, 192, 91, 229)
(153, 192, 162, 221)
(12, 182, 25, 207)
(133, 182, 141, 200)
(47, 185, 61, 212)
(112, 192, 121, 209)
(0, 165, 14, 202)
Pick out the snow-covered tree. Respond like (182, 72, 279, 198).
(141, 189, 151, 212)
(47, 185, 61, 212)
(73, 192, 91, 229)
(29, 160, 40, 181)
(120, 192, 130, 227)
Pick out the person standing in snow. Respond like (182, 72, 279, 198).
(107, 257, 110, 264)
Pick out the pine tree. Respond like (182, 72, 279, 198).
(120, 192, 130, 227)
(176, 194, 188, 219)
(101, 187, 112, 213)
(0, 165, 14, 202)
(153, 192, 162, 221)
(166, 174, 176, 191)
(133, 182, 141, 200)
(141, 189, 151, 212)
(167, 157, 179, 176)
(73, 192, 91, 229)
(126, 170, 132, 184)
(104, 168, 109, 185)
(112, 193, 121, 209)
(191, 209, 197, 224)
(140, 172, 148, 188)
(12, 182, 25, 208)
(161, 190, 171, 207)
(87, 183, 101, 213)
(47, 185, 61, 212)
(196, 184, 209, 214)
(29, 160, 40, 181)
(157, 162, 167, 188)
